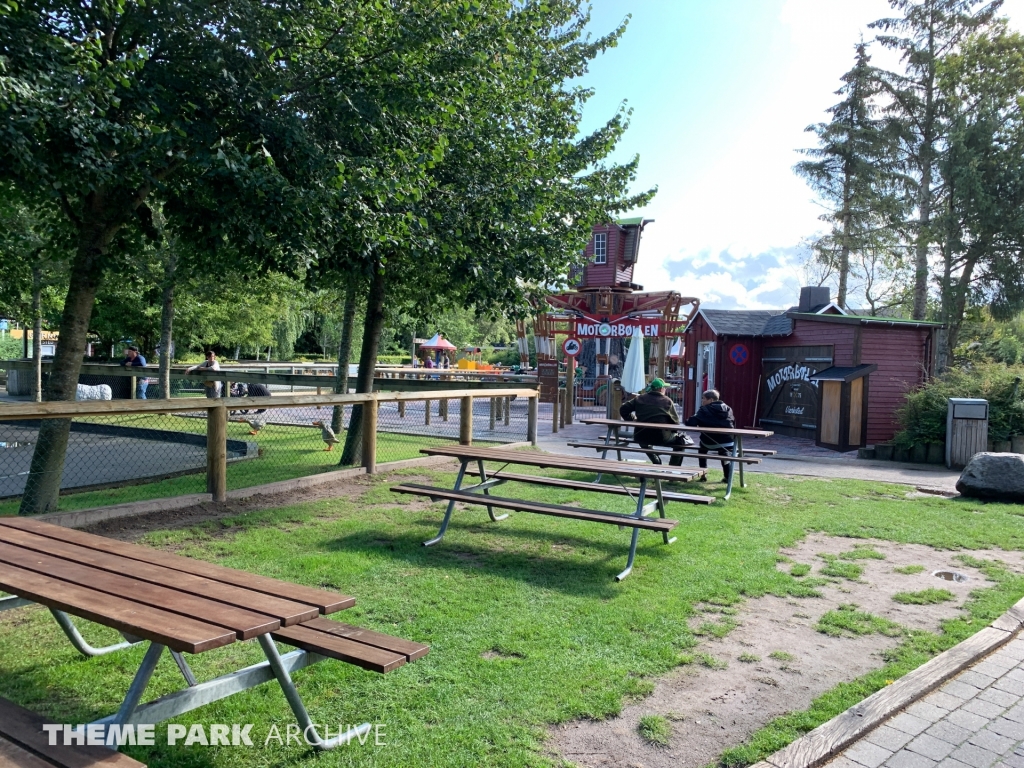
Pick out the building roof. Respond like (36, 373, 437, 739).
(616, 216, 645, 226)
(785, 312, 944, 328)
(698, 309, 792, 336)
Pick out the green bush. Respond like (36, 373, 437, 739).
(377, 355, 410, 365)
(0, 335, 23, 361)
(894, 362, 1024, 446)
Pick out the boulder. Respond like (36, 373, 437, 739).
(956, 452, 1024, 502)
(75, 383, 112, 401)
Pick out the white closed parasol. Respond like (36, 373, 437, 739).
(621, 327, 647, 395)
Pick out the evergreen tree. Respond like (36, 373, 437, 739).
(870, 0, 1003, 320)
(796, 43, 904, 310)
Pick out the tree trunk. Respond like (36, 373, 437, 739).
(331, 280, 358, 434)
(942, 255, 978, 367)
(912, 41, 937, 321)
(19, 220, 119, 515)
(837, 167, 853, 310)
(159, 249, 177, 400)
(340, 263, 386, 465)
(32, 265, 42, 403)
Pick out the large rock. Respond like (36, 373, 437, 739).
(956, 452, 1024, 502)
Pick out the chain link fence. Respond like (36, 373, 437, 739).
(0, 390, 536, 516)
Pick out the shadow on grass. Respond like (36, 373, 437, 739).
(321, 517, 675, 597)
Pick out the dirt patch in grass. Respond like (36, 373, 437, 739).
(549, 533, 1024, 768)
(79, 475, 380, 541)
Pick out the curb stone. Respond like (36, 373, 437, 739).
(750, 596, 1024, 768)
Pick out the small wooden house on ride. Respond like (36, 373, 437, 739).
(680, 287, 941, 448)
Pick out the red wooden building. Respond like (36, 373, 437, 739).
(679, 287, 941, 446)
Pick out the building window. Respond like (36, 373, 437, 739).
(593, 232, 607, 264)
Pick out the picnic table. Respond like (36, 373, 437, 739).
(578, 418, 775, 500)
(391, 445, 714, 581)
(0, 518, 428, 751)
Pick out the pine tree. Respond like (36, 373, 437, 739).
(870, 0, 1003, 320)
(796, 43, 902, 310)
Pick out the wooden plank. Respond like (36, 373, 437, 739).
(580, 417, 773, 437)
(566, 442, 762, 463)
(272, 625, 406, 673)
(0, 543, 279, 640)
(392, 484, 678, 531)
(821, 381, 841, 445)
(416, 445, 710, 481)
(0, 698, 146, 768)
(0, 520, 351, 615)
(765, 626, 1013, 768)
(0, 737, 54, 768)
(849, 377, 863, 446)
(0, 564, 234, 654)
(0, 526, 318, 626)
(462, 469, 716, 505)
(299, 617, 429, 661)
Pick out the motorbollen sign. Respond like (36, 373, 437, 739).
(574, 317, 662, 338)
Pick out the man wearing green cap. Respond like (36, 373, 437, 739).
(619, 378, 694, 465)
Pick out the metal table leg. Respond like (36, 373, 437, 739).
(655, 480, 677, 545)
(477, 460, 508, 522)
(423, 460, 468, 546)
(738, 435, 746, 488)
(616, 478, 648, 581)
(51, 609, 141, 657)
(724, 444, 737, 501)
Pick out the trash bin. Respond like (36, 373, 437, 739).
(946, 398, 988, 469)
(607, 378, 623, 419)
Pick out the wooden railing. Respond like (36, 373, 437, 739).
(0, 388, 539, 502)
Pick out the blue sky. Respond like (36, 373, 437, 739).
(576, 0, 1024, 310)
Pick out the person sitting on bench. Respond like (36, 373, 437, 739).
(619, 378, 693, 465)
(685, 389, 736, 483)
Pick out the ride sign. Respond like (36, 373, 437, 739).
(574, 317, 663, 338)
(562, 338, 581, 357)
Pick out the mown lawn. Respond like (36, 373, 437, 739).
(0, 413, 466, 515)
(2, 468, 1024, 767)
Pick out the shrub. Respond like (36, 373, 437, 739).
(894, 362, 1024, 446)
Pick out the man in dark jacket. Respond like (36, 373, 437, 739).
(685, 389, 736, 482)
(619, 378, 694, 465)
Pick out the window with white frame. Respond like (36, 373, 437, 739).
(593, 232, 607, 264)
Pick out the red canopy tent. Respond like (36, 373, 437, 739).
(420, 334, 456, 350)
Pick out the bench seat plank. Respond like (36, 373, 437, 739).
(299, 617, 429, 662)
(0, 519, 352, 615)
(0, 527, 316, 627)
(0, 737, 55, 768)
(567, 442, 762, 463)
(0, 543, 279, 641)
(580, 417, 774, 438)
(392, 484, 678, 531)
(463, 469, 715, 505)
(418, 445, 703, 481)
(272, 625, 407, 673)
(0, 697, 146, 768)
(0, 563, 235, 654)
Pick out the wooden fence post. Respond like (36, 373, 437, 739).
(560, 387, 567, 428)
(504, 396, 511, 426)
(460, 396, 473, 445)
(398, 400, 406, 418)
(552, 388, 559, 433)
(528, 395, 538, 445)
(441, 398, 448, 422)
(489, 396, 495, 431)
(425, 399, 431, 426)
(207, 405, 227, 501)
(362, 397, 378, 474)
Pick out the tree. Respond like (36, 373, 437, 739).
(1, 0, 355, 511)
(933, 23, 1024, 364)
(870, 0, 1003, 319)
(796, 43, 905, 310)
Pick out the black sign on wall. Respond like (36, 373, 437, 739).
(760, 346, 833, 436)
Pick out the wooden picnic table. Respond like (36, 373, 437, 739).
(0, 518, 428, 751)
(392, 445, 714, 581)
(580, 418, 774, 500)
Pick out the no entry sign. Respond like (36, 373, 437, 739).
(562, 338, 581, 357)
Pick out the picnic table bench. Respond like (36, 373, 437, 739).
(0, 518, 428, 751)
(0, 696, 146, 767)
(580, 418, 774, 500)
(392, 445, 714, 581)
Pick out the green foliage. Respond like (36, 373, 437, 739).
(895, 362, 1024, 445)
(839, 546, 886, 561)
(816, 604, 903, 638)
(892, 588, 955, 605)
(819, 556, 864, 580)
(894, 564, 926, 574)
(790, 563, 811, 577)
(0, 335, 23, 360)
(738, 652, 761, 663)
(769, 651, 796, 662)
(638, 715, 672, 747)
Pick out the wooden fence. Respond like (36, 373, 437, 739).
(0, 388, 538, 502)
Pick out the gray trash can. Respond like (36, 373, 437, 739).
(946, 398, 988, 469)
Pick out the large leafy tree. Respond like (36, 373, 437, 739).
(870, 0, 1003, 319)
(1, 0, 360, 512)
(934, 24, 1024, 362)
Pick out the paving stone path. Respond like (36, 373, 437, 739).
(829, 636, 1024, 768)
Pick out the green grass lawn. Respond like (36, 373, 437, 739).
(0, 414, 469, 515)
(2, 469, 1024, 767)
